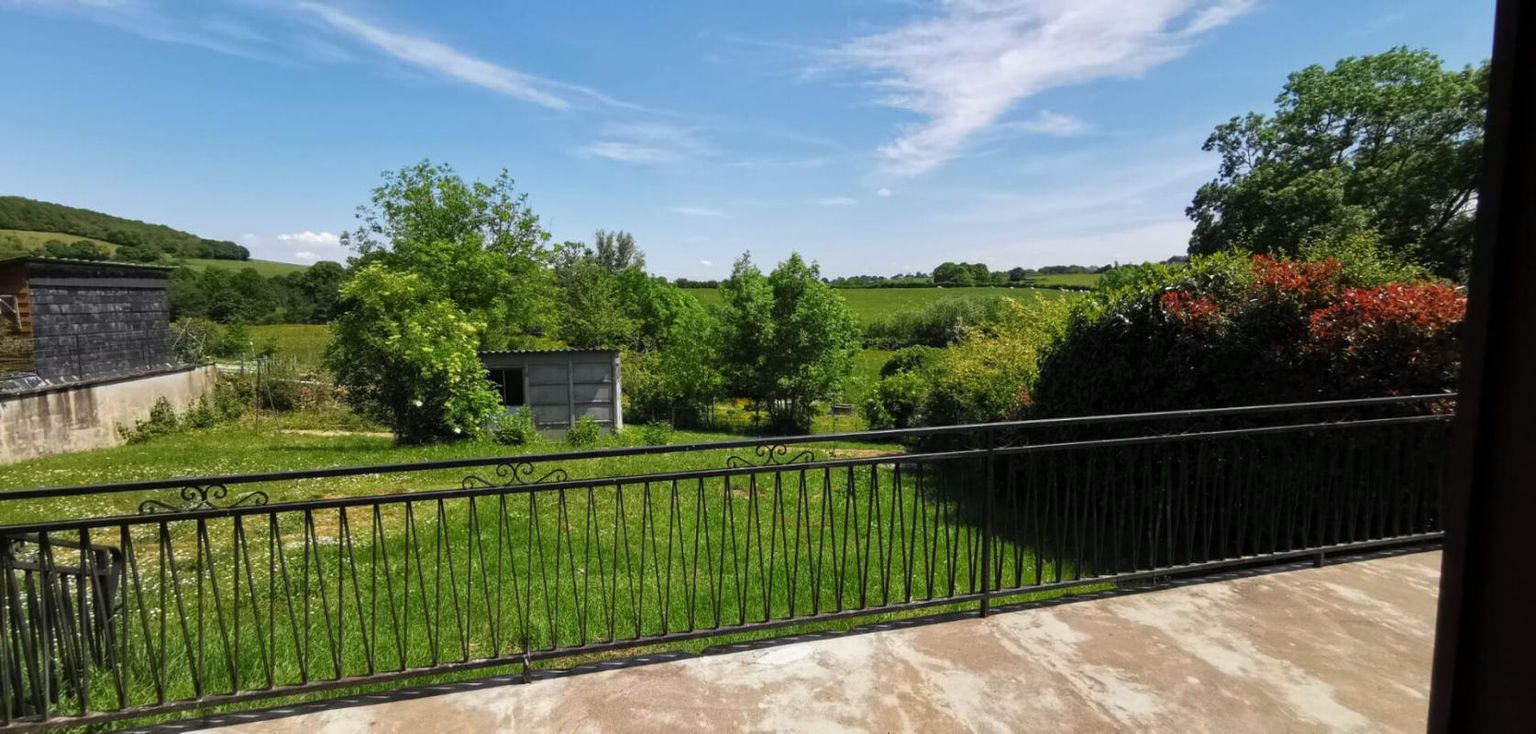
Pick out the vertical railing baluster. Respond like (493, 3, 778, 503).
(980, 430, 995, 617)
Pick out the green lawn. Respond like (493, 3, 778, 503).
(250, 323, 332, 368)
(685, 286, 1078, 324)
(0, 420, 1093, 723)
(182, 257, 312, 276)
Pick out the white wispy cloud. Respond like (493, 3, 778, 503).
(1007, 110, 1088, 137)
(5, 0, 281, 60)
(294, 2, 570, 109)
(292, 250, 320, 261)
(731, 156, 830, 170)
(669, 206, 725, 218)
(276, 230, 341, 247)
(8, 1, 635, 110)
(877, 187, 893, 197)
(831, 0, 1254, 176)
(699, 259, 713, 267)
(810, 196, 857, 207)
(580, 123, 712, 165)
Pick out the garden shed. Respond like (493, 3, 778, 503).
(479, 348, 622, 431)
(0, 256, 176, 389)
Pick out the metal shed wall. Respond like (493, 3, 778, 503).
(480, 350, 622, 430)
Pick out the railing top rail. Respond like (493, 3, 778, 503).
(0, 411, 1455, 535)
(0, 392, 1454, 503)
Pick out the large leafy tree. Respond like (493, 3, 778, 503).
(719, 253, 860, 432)
(342, 161, 559, 348)
(326, 265, 502, 443)
(1187, 48, 1487, 280)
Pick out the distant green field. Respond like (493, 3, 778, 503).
(1030, 272, 1102, 288)
(0, 229, 122, 252)
(183, 257, 311, 276)
(685, 285, 1077, 324)
(250, 323, 331, 367)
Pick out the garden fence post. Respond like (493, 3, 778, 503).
(980, 429, 995, 618)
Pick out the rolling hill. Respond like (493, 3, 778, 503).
(0, 195, 249, 262)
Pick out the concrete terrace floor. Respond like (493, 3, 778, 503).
(191, 551, 1441, 734)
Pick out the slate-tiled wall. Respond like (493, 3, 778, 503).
(29, 284, 172, 381)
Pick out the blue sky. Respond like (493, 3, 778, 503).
(0, 1, 1495, 278)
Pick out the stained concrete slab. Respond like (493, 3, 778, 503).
(197, 551, 1441, 734)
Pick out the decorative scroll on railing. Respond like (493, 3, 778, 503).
(460, 461, 570, 489)
(724, 443, 816, 469)
(136, 484, 269, 514)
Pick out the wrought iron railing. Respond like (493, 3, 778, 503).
(0, 395, 1453, 730)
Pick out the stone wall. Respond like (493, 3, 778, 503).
(0, 365, 216, 464)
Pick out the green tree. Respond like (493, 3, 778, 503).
(553, 245, 637, 348)
(1187, 48, 1488, 280)
(325, 265, 501, 443)
(719, 253, 860, 431)
(342, 161, 558, 348)
(593, 229, 644, 273)
(931, 261, 976, 286)
(301, 261, 346, 322)
(623, 301, 724, 426)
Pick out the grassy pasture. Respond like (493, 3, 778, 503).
(685, 285, 1078, 324)
(1029, 272, 1102, 288)
(182, 257, 312, 276)
(0, 228, 123, 252)
(250, 323, 332, 368)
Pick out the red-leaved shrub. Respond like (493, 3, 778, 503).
(1032, 251, 1464, 417)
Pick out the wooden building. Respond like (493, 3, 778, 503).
(479, 349, 623, 431)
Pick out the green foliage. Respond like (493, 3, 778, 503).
(863, 298, 1068, 429)
(863, 296, 1009, 348)
(119, 398, 178, 444)
(168, 262, 343, 325)
(593, 229, 644, 272)
(565, 415, 601, 447)
(216, 322, 253, 358)
(862, 371, 930, 430)
(343, 160, 558, 349)
(638, 422, 673, 446)
(879, 345, 943, 378)
(115, 380, 251, 444)
(718, 253, 861, 432)
(931, 261, 999, 286)
(325, 265, 502, 443)
(0, 196, 249, 261)
(554, 246, 638, 348)
(211, 380, 248, 422)
(490, 410, 540, 446)
(170, 318, 222, 363)
(922, 298, 1068, 426)
(622, 299, 723, 426)
(1188, 48, 1488, 280)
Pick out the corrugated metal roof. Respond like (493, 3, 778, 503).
(0, 256, 176, 271)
